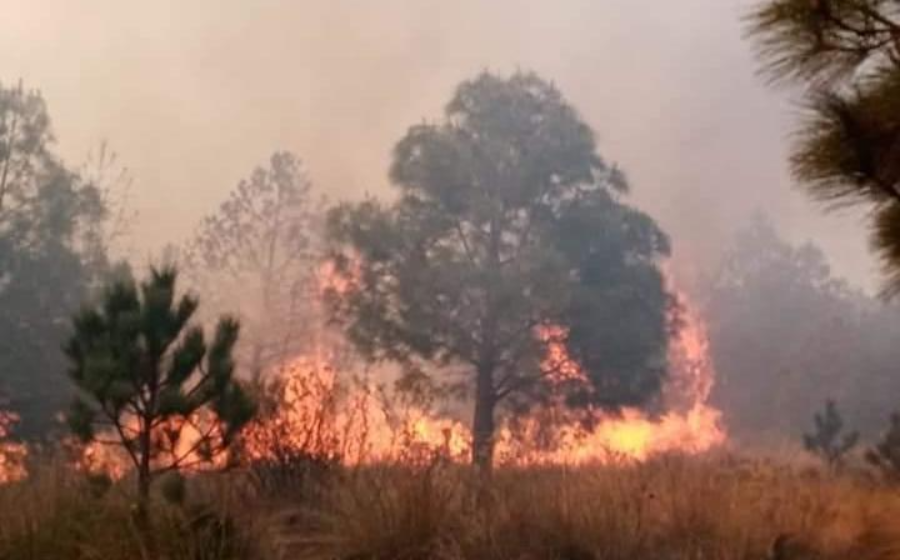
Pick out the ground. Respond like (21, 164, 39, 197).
(1, 454, 898, 559)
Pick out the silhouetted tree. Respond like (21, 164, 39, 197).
(326, 71, 671, 470)
(184, 152, 322, 380)
(78, 140, 137, 270)
(0, 81, 110, 439)
(803, 399, 859, 469)
(64, 266, 256, 503)
(749, 0, 900, 295)
(867, 412, 900, 481)
(708, 216, 900, 442)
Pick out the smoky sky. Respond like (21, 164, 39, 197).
(1, 0, 878, 288)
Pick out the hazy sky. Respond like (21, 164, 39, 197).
(1, 0, 878, 287)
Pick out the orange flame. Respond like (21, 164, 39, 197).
(76, 412, 233, 480)
(241, 352, 470, 465)
(498, 283, 726, 464)
(75, 262, 725, 478)
(0, 411, 27, 483)
(242, 272, 725, 467)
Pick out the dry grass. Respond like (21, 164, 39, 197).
(273, 455, 900, 560)
(2, 454, 900, 559)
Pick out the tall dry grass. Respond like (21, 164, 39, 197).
(271, 455, 900, 560)
(2, 454, 900, 559)
(0, 458, 264, 560)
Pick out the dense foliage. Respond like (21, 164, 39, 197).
(327, 71, 672, 467)
(749, 0, 900, 294)
(64, 266, 256, 499)
(0, 82, 111, 439)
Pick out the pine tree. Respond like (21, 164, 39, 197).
(748, 1, 900, 295)
(866, 412, 900, 481)
(64, 266, 256, 503)
(803, 399, 859, 469)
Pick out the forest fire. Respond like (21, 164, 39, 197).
(0, 411, 27, 483)
(496, 283, 726, 464)
(242, 271, 726, 467)
(240, 353, 472, 465)
(76, 412, 234, 480)
(7, 267, 725, 483)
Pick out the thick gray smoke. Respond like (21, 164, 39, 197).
(0, 0, 875, 287)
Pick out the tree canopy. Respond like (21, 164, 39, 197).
(0, 81, 111, 439)
(184, 152, 322, 380)
(326, 71, 672, 468)
(748, 0, 900, 294)
(64, 266, 255, 500)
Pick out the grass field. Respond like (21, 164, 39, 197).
(1, 454, 899, 560)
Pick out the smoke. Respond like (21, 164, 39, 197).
(0, 0, 876, 287)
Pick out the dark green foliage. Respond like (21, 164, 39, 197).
(64, 266, 256, 499)
(748, 0, 900, 295)
(327, 71, 671, 468)
(803, 400, 859, 469)
(0, 81, 111, 439)
(866, 412, 900, 481)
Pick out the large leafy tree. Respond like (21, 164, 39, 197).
(327, 72, 672, 469)
(748, 0, 900, 294)
(64, 267, 256, 501)
(184, 152, 321, 380)
(0, 81, 108, 439)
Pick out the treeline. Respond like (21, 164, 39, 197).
(0, 84, 127, 439)
(5, 66, 900, 467)
(707, 215, 900, 445)
(0, 72, 676, 476)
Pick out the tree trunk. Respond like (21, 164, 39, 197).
(472, 363, 496, 472)
(137, 466, 151, 502)
(136, 417, 153, 523)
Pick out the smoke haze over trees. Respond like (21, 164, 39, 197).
(0, 0, 879, 290)
(0, 82, 117, 440)
(3, 0, 900, 458)
(707, 215, 900, 444)
(183, 152, 323, 380)
(326, 72, 672, 468)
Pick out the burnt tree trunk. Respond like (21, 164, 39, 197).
(472, 362, 496, 472)
(135, 419, 153, 525)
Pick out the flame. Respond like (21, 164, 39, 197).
(0, 411, 27, 483)
(498, 282, 726, 464)
(76, 411, 233, 480)
(242, 273, 725, 468)
(241, 353, 471, 465)
(74, 262, 725, 478)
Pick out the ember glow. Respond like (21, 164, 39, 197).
(495, 283, 726, 464)
(244, 269, 726, 467)
(241, 353, 471, 465)
(70, 266, 725, 479)
(77, 412, 233, 480)
(0, 411, 27, 483)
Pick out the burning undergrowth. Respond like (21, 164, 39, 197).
(0, 411, 27, 483)
(237, 271, 726, 468)
(0, 267, 725, 484)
